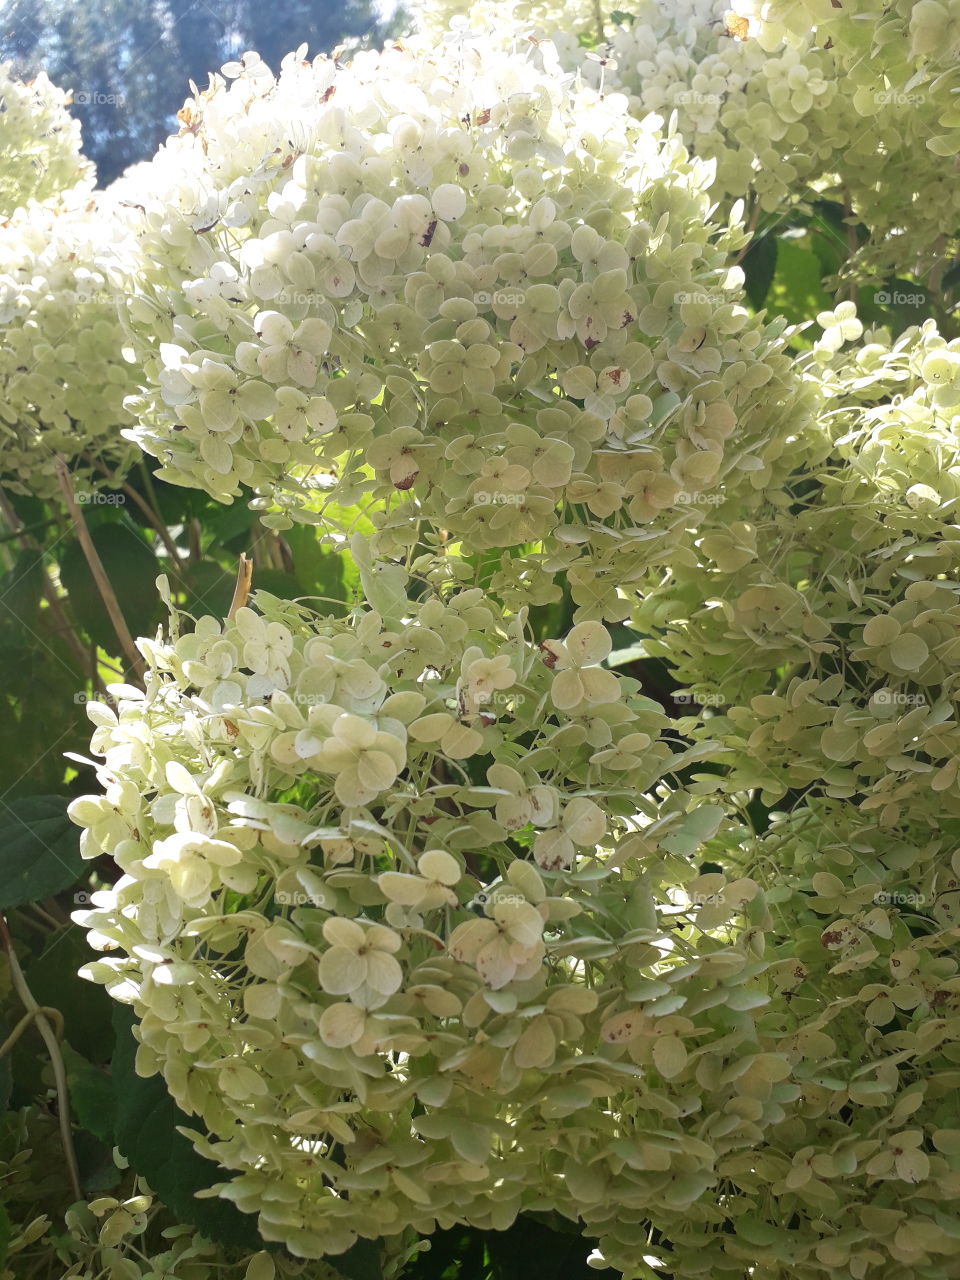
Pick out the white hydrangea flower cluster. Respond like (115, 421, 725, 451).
(0, 61, 93, 214)
(72, 570, 960, 1273)
(8, 1190, 343, 1280)
(588, 0, 959, 279)
(589, 311, 960, 1276)
(413, 0, 597, 63)
(411, 1, 959, 281)
(724, 0, 960, 274)
(69, 581, 802, 1264)
(115, 35, 805, 584)
(0, 185, 141, 497)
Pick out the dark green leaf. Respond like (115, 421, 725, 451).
(743, 232, 779, 311)
(26, 929, 116, 1063)
(0, 796, 82, 910)
(0, 1027, 11, 1114)
(0, 1201, 11, 1269)
(60, 524, 160, 654)
(334, 1237, 384, 1280)
(61, 1042, 116, 1143)
(767, 238, 834, 338)
(284, 525, 348, 610)
(484, 1217, 619, 1280)
(183, 559, 237, 619)
(0, 550, 43, 629)
(203, 498, 255, 551)
(74, 1130, 123, 1192)
(251, 569, 301, 600)
(111, 1005, 262, 1250)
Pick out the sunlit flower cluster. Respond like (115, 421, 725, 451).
(0, 61, 93, 215)
(412, 0, 960, 283)
(0, 186, 141, 497)
(114, 34, 804, 579)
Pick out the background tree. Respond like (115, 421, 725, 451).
(0, 0, 398, 184)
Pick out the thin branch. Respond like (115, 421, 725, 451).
(733, 198, 762, 265)
(0, 489, 94, 683)
(0, 916, 82, 1202)
(54, 457, 146, 685)
(842, 188, 859, 307)
(227, 553, 253, 620)
(928, 234, 949, 296)
(80, 452, 182, 569)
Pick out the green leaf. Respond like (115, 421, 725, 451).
(0, 1201, 11, 1269)
(60, 524, 160, 654)
(25, 929, 115, 1064)
(660, 805, 724, 856)
(111, 1005, 262, 1250)
(184, 559, 237, 619)
(607, 642, 649, 667)
(0, 1028, 11, 1114)
(743, 232, 779, 311)
(0, 795, 83, 909)
(284, 525, 348, 610)
(61, 1042, 116, 1144)
(250, 569, 301, 600)
(767, 238, 834, 337)
(334, 1238, 384, 1280)
(0, 550, 43, 630)
(808, 200, 850, 280)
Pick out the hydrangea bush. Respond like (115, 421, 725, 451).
(0, 64, 140, 498)
(114, 34, 808, 601)
(0, 6, 953, 1280)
